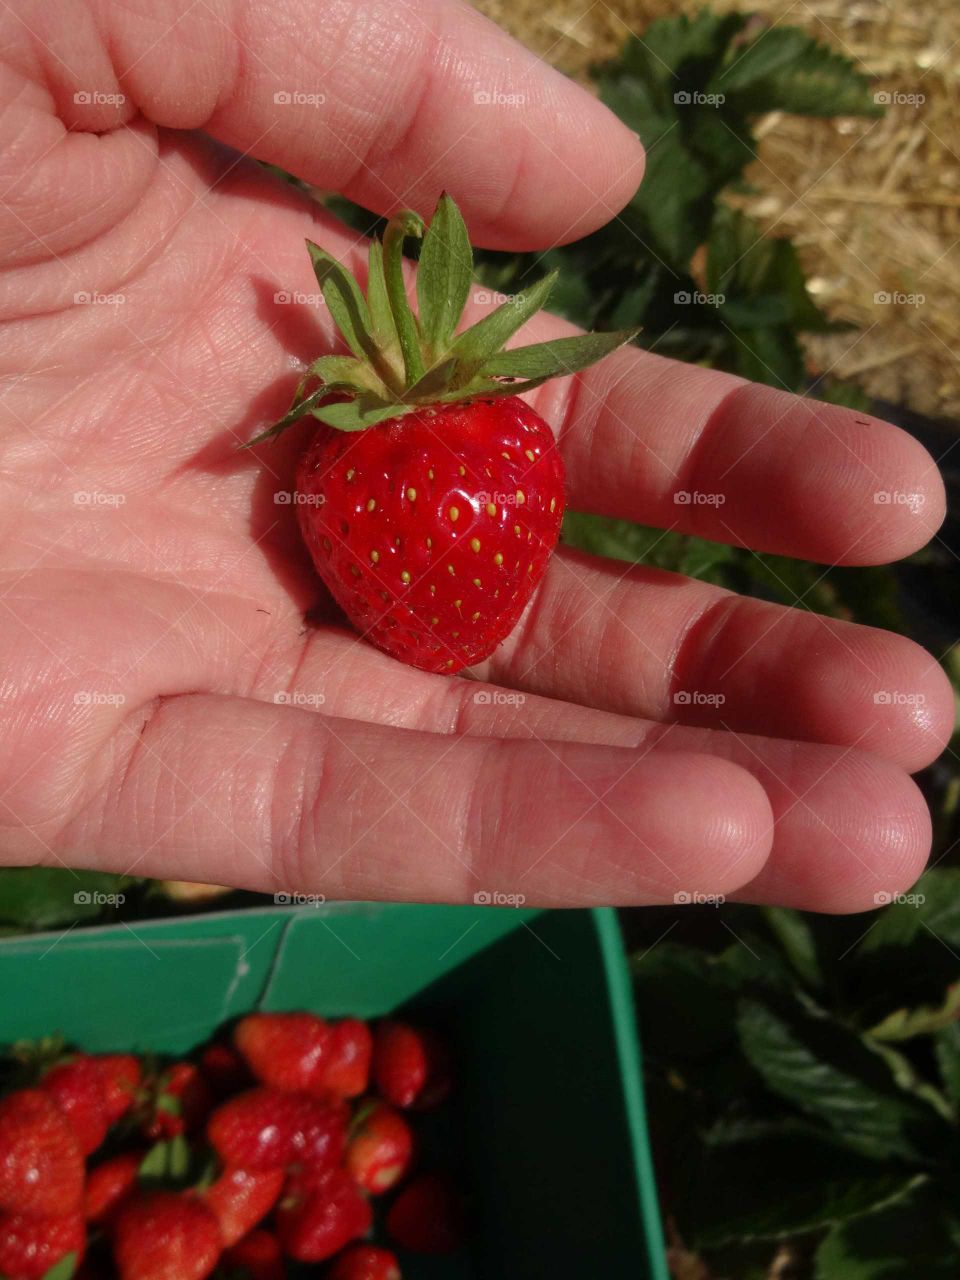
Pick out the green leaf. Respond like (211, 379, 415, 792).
(869, 983, 960, 1042)
(139, 1134, 193, 1185)
(366, 238, 400, 355)
(0, 869, 135, 930)
(934, 1023, 960, 1107)
(814, 1185, 957, 1279)
(305, 241, 376, 362)
(480, 328, 638, 382)
(858, 869, 960, 954)
(306, 354, 389, 398)
(762, 907, 822, 988)
(448, 271, 558, 381)
(709, 26, 882, 118)
(311, 398, 411, 432)
(381, 210, 425, 386)
(416, 192, 474, 355)
(736, 999, 939, 1160)
(684, 1122, 917, 1247)
(40, 1253, 78, 1280)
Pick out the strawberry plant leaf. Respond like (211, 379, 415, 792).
(449, 271, 558, 379)
(814, 1185, 958, 1279)
(311, 398, 412, 432)
(737, 999, 940, 1161)
(305, 241, 376, 362)
(366, 238, 400, 357)
(40, 1254, 78, 1280)
(417, 192, 473, 356)
(480, 328, 639, 381)
(761, 907, 822, 989)
(683, 1122, 917, 1247)
(934, 1023, 960, 1108)
(381, 210, 425, 385)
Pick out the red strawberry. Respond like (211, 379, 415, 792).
(41, 1056, 110, 1154)
(112, 1192, 222, 1280)
(372, 1022, 449, 1110)
(275, 1168, 371, 1263)
(199, 1043, 250, 1097)
(386, 1174, 465, 1255)
(0, 1089, 84, 1216)
(144, 1062, 212, 1140)
(221, 1229, 285, 1279)
(233, 1013, 330, 1092)
(202, 1166, 284, 1247)
(0, 1210, 85, 1280)
(207, 1088, 345, 1173)
(98, 1054, 142, 1122)
(295, 400, 564, 673)
(313, 1019, 372, 1099)
(253, 194, 633, 673)
(329, 1244, 401, 1280)
(84, 1151, 143, 1225)
(345, 1102, 413, 1195)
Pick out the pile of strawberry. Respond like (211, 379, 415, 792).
(0, 1014, 463, 1280)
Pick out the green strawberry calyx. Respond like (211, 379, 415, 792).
(248, 192, 638, 444)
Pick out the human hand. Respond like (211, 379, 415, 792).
(0, 0, 951, 910)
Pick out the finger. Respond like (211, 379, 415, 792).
(28, 0, 644, 249)
(268, 633, 930, 914)
(477, 549, 955, 772)
(506, 312, 946, 565)
(53, 693, 772, 907)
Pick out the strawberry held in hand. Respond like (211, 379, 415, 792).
(254, 194, 635, 673)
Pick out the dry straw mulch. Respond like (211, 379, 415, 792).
(475, 0, 960, 419)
